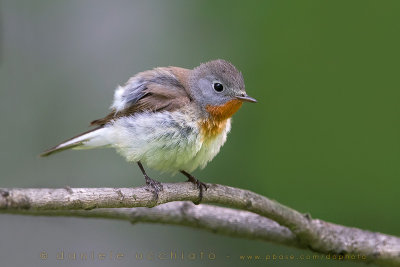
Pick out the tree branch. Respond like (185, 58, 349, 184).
(0, 183, 398, 266)
(5, 202, 301, 248)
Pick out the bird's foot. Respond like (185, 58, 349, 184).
(180, 170, 208, 204)
(144, 175, 163, 199)
(137, 161, 163, 200)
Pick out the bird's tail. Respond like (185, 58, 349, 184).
(40, 126, 112, 157)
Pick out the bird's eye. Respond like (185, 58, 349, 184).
(213, 82, 224, 92)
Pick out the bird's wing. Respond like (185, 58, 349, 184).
(91, 67, 192, 126)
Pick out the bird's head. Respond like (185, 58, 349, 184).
(188, 59, 256, 120)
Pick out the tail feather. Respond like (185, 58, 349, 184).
(40, 126, 107, 157)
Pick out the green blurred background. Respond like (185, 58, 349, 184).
(0, 1, 399, 266)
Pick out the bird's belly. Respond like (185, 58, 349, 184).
(110, 111, 230, 173)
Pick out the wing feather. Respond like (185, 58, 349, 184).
(91, 67, 191, 126)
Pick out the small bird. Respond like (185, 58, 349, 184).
(41, 59, 256, 199)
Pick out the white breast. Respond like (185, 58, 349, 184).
(107, 110, 231, 173)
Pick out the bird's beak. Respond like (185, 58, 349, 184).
(235, 94, 257, 103)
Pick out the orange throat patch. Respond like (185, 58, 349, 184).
(199, 99, 243, 140)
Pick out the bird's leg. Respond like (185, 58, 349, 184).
(180, 170, 208, 204)
(137, 161, 163, 198)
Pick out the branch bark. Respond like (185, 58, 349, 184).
(5, 202, 301, 248)
(0, 184, 398, 266)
